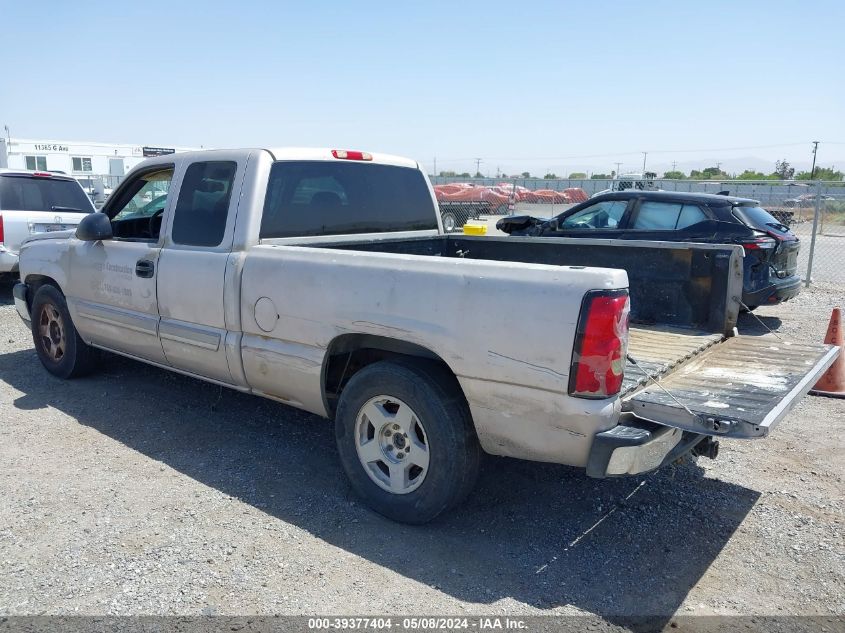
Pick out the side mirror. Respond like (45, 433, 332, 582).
(547, 218, 560, 231)
(76, 212, 113, 241)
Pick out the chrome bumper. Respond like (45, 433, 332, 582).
(586, 416, 704, 478)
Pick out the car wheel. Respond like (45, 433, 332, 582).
(31, 284, 98, 379)
(441, 212, 457, 232)
(335, 360, 481, 524)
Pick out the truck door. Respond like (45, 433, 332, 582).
(155, 156, 246, 384)
(65, 165, 173, 364)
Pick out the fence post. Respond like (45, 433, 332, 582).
(804, 180, 822, 288)
(509, 180, 516, 216)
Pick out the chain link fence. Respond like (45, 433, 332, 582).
(431, 179, 588, 232)
(431, 175, 845, 287)
(798, 185, 845, 285)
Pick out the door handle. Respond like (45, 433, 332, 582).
(135, 259, 155, 278)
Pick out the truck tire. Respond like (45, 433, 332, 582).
(335, 360, 481, 524)
(30, 284, 98, 379)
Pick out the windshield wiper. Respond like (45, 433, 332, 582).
(51, 205, 84, 212)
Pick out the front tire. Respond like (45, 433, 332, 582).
(31, 285, 98, 378)
(335, 360, 481, 524)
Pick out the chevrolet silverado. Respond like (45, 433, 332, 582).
(12, 148, 839, 523)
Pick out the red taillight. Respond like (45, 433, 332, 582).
(0, 215, 4, 244)
(33, 172, 53, 178)
(739, 236, 777, 250)
(331, 149, 373, 161)
(569, 290, 630, 398)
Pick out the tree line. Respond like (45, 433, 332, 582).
(436, 161, 843, 181)
(661, 161, 843, 181)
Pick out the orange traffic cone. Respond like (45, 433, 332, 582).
(810, 307, 845, 398)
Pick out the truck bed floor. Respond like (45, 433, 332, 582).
(623, 326, 724, 396)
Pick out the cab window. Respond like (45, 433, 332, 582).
(109, 168, 174, 240)
(560, 200, 627, 229)
(171, 161, 237, 247)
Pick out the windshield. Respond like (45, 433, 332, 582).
(732, 205, 792, 235)
(0, 175, 95, 213)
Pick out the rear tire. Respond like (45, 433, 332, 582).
(335, 360, 481, 524)
(31, 285, 98, 378)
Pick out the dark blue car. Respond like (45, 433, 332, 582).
(497, 190, 801, 310)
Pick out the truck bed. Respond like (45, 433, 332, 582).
(315, 233, 744, 334)
(309, 233, 837, 440)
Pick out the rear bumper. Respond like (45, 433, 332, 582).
(586, 416, 706, 478)
(13, 282, 31, 326)
(0, 247, 19, 273)
(743, 275, 801, 307)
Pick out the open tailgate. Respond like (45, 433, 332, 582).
(623, 335, 839, 438)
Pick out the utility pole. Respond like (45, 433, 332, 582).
(474, 158, 482, 177)
(671, 160, 677, 171)
(641, 152, 648, 174)
(810, 141, 819, 179)
(614, 162, 622, 178)
(433, 157, 437, 177)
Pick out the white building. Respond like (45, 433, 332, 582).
(0, 137, 200, 187)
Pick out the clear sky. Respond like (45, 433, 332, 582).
(2, 0, 843, 176)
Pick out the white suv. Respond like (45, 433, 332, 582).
(0, 169, 95, 278)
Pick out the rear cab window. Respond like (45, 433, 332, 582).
(0, 174, 94, 213)
(260, 161, 436, 239)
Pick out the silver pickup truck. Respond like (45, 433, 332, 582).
(12, 148, 839, 523)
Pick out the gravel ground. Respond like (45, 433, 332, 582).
(0, 280, 842, 624)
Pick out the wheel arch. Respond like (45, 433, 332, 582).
(321, 333, 466, 418)
(23, 274, 64, 310)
